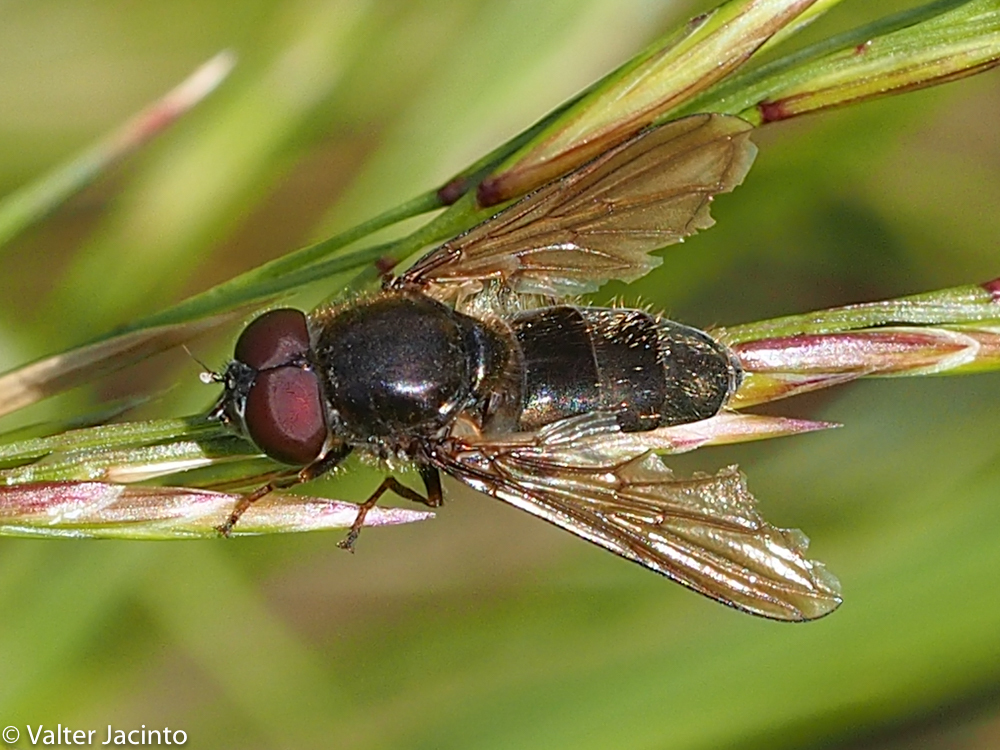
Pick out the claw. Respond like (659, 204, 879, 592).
(337, 531, 359, 552)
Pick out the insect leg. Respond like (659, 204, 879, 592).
(216, 444, 353, 536)
(215, 481, 278, 537)
(419, 465, 443, 507)
(338, 472, 438, 552)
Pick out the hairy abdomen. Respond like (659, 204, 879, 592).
(509, 306, 740, 432)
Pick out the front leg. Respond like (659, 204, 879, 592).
(216, 443, 354, 536)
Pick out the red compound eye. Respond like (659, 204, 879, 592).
(244, 366, 327, 465)
(235, 309, 311, 370)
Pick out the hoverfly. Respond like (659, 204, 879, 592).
(210, 113, 842, 621)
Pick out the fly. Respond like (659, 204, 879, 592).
(209, 113, 842, 621)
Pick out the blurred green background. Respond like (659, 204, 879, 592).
(3, 1, 1000, 748)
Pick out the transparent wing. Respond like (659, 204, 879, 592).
(438, 414, 840, 621)
(398, 114, 756, 299)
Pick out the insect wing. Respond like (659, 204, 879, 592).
(439, 415, 841, 621)
(399, 113, 756, 298)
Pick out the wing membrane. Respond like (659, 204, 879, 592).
(439, 415, 840, 621)
(399, 114, 756, 298)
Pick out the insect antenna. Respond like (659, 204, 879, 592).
(181, 344, 223, 384)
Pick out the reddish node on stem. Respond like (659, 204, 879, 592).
(437, 176, 469, 205)
(758, 99, 792, 124)
(854, 40, 873, 55)
(476, 176, 506, 208)
(375, 256, 398, 279)
(981, 277, 1000, 302)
